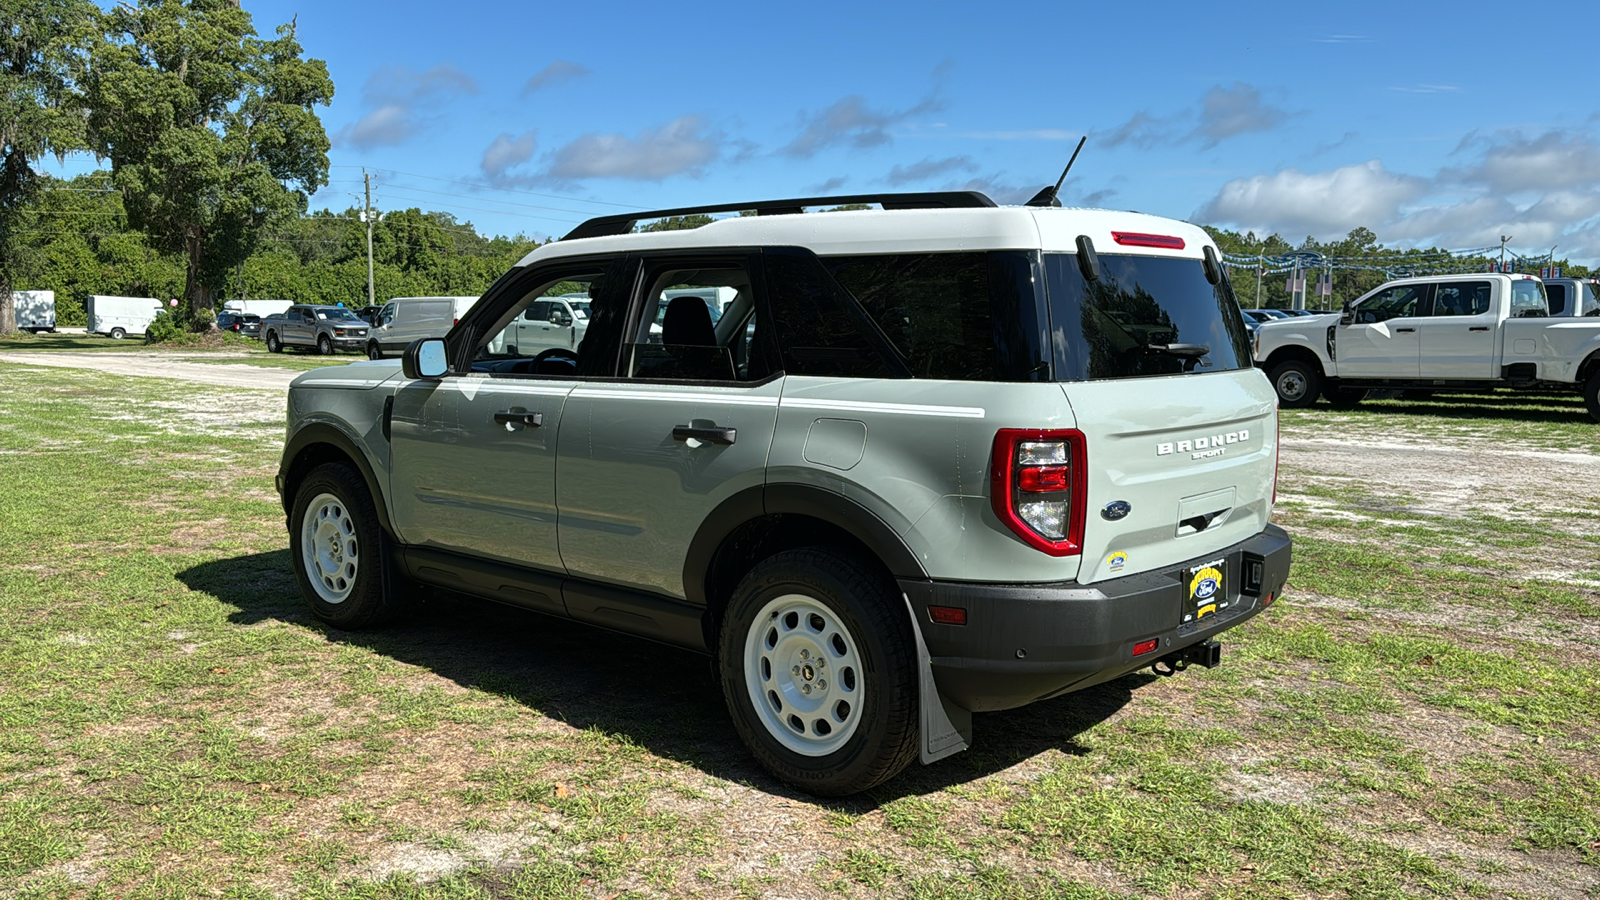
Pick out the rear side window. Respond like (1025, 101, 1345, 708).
(1430, 282, 1491, 317)
(1043, 253, 1252, 381)
(1546, 283, 1569, 316)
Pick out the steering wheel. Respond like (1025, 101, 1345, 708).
(533, 347, 578, 374)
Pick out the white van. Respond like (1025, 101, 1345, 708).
(86, 295, 164, 339)
(10, 290, 56, 332)
(365, 296, 480, 359)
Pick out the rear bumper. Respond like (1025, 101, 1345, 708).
(901, 524, 1291, 712)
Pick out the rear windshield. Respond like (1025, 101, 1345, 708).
(1509, 280, 1548, 318)
(1043, 253, 1253, 381)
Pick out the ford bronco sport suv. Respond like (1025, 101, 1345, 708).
(276, 190, 1292, 796)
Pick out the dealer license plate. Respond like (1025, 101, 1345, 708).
(1182, 558, 1229, 625)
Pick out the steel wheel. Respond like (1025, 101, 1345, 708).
(267, 331, 282, 352)
(317, 335, 333, 355)
(367, 341, 383, 360)
(300, 491, 360, 605)
(109, 327, 125, 340)
(743, 593, 865, 756)
(1268, 359, 1320, 408)
(1276, 369, 1307, 401)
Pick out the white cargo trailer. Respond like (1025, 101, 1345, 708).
(86, 295, 164, 339)
(9, 290, 56, 332)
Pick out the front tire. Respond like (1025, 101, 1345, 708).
(1584, 372, 1600, 424)
(718, 549, 919, 797)
(266, 331, 283, 353)
(317, 334, 333, 355)
(109, 327, 126, 340)
(1269, 359, 1321, 408)
(366, 341, 383, 360)
(289, 463, 404, 629)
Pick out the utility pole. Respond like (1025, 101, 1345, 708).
(364, 169, 375, 307)
(1499, 234, 1512, 272)
(1255, 252, 1263, 308)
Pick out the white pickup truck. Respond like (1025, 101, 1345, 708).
(1254, 273, 1600, 421)
(1542, 277, 1600, 318)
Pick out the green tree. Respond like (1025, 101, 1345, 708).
(85, 0, 333, 327)
(0, 0, 94, 334)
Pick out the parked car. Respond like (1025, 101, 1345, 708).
(260, 305, 370, 354)
(216, 311, 262, 338)
(276, 189, 1291, 796)
(1254, 273, 1600, 419)
(364, 296, 480, 359)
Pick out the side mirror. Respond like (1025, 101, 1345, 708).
(403, 338, 448, 379)
(1340, 303, 1357, 325)
(550, 309, 571, 326)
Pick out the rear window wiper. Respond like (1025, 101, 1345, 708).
(1145, 342, 1209, 358)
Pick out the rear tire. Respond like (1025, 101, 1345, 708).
(1584, 372, 1600, 424)
(266, 331, 283, 353)
(317, 334, 333, 355)
(718, 548, 919, 797)
(289, 463, 409, 629)
(1269, 359, 1320, 408)
(109, 327, 126, 340)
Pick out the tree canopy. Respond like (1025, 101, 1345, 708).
(84, 0, 334, 325)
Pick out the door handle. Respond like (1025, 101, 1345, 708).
(673, 425, 737, 445)
(1395, 327, 1416, 333)
(1469, 326, 1490, 331)
(493, 411, 543, 428)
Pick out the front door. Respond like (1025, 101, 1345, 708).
(1418, 280, 1496, 379)
(1336, 282, 1430, 377)
(388, 262, 622, 587)
(556, 252, 781, 601)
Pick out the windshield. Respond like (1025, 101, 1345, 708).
(1044, 253, 1252, 380)
(315, 307, 361, 321)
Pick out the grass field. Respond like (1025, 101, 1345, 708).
(0, 331, 364, 372)
(1, 360, 1596, 899)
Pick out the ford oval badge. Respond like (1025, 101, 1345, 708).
(1101, 501, 1132, 521)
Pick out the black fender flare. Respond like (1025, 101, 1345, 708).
(682, 483, 929, 606)
(279, 422, 393, 536)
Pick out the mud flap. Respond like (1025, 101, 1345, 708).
(904, 595, 970, 763)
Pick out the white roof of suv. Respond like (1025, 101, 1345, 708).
(519, 193, 1215, 268)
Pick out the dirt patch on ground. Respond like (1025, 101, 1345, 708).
(0, 351, 299, 391)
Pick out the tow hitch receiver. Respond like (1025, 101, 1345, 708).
(1151, 639, 1222, 677)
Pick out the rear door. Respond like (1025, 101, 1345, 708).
(555, 252, 781, 601)
(1336, 283, 1429, 377)
(1418, 280, 1496, 378)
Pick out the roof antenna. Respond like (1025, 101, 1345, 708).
(1025, 135, 1087, 208)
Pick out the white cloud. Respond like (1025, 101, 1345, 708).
(544, 116, 720, 181)
(1454, 131, 1600, 193)
(781, 94, 944, 158)
(1195, 160, 1428, 238)
(335, 63, 479, 150)
(1100, 83, 1292, 150)
(522, 60, 589, 95)
(884, 156, 977, 186)
(481, 131, 537, 181)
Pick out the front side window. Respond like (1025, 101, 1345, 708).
(1044, 253, 1252, 381)
(1509, 280, 1548, 318)
(472, 272, 611, 377)
(1430, 282, 1492, 317)
(378, 304, 395, 326)
(1353, 285, 1427, 322)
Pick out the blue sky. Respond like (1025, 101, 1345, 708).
(49, 0, 1600, 262)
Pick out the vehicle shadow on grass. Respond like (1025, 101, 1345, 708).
(1326, 391, 1591, 426)
(180, 550, 1142, 808)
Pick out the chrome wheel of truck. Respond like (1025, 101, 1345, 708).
(719, 549, 919, 796)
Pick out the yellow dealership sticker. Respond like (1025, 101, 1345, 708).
(1105, 551, 1128, 573)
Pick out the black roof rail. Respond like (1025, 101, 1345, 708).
(561, 191, 998, 241)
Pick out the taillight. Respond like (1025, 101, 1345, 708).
(990, 429, 1087, 556)
(1112, 231, 1186, 250)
